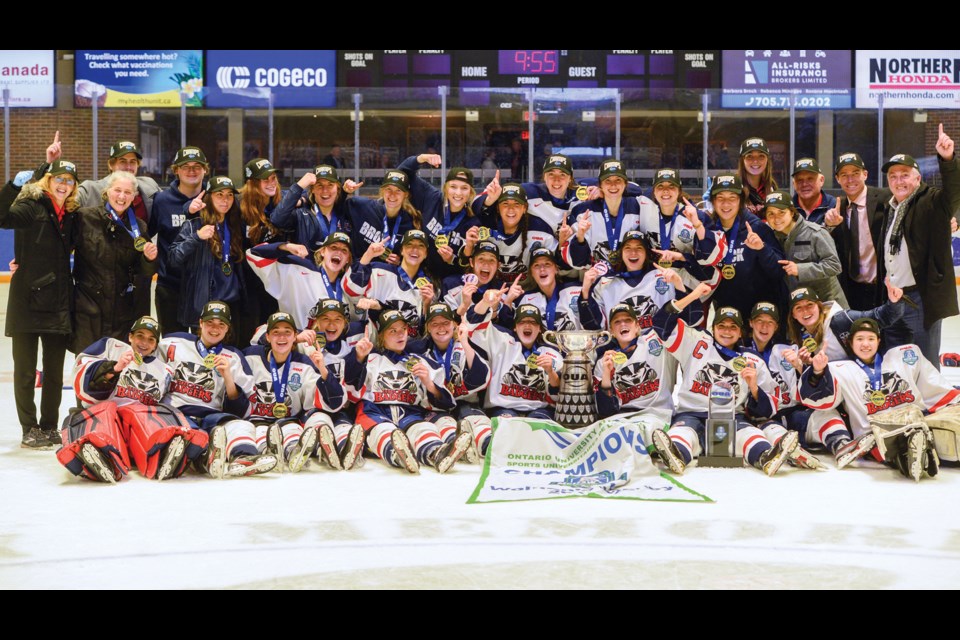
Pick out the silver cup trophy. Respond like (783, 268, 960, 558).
(543, 330, 612, 428)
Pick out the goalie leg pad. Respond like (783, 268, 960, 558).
(56, 403, 130, 481)
(923, 405, 960, 463)
(118, 404, 207, 479)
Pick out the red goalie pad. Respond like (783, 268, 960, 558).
(118, 404, 209, 479)
(55, 403, 130, 482)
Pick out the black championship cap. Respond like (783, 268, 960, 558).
(173, 147, 207, 166)
(400, 229, 429, 247)
(208, 176, 238, 194)
(425, 302, 458, 325)
(48, 159, 78, 181)
(542, 154, 573, 176)
(266, 311, 298, 333)
(849, 317, 881, 337)
(835, 152, 866, 174)
(130, 315, 160, 339)
(882, 153, 921, 174)
(110, 140, 142, 160)
(321, 231, 352, 249)
(309, 298, 348, 320)
(245, 158, 277, 181)
(740, 137, 769, 156)
(377, 309, 407, 333)
(750, 301, 780, 323)
(314, 164, 340, 183)
(789, 287, 821, 309)
(608, 303, 638, 323)
(792, 157, 822, 177)
(713, 306, 744, 329)
(764, 191, 792, 210)
(710, 174, 743, 197)
(598, 158, 628, 183)
(200, 301, 231, 324)
(445, 167, 474, 185)
(514, 304, 544, 326)
(653, 168, 681, 188)
(382, 170, 410, 192)
(497, 183, 527, 206)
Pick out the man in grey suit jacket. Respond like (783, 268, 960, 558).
(824, 152, 890, 311)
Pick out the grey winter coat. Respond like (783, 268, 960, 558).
(774, 216, 849, 307)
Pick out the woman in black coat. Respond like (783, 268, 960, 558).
(71, 171, 158, 353)
(0, 159, 79, 448)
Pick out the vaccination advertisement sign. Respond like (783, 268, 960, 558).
(206, 50, 336, 108)
(74, 50, 203, 108)
(855, 51, 960, 109)
(721, 50, 852, 109)
(0, 50, 55, 107)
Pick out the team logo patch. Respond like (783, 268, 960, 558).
(655, 277, 669, 295)
(861, 372, 915, 415)
(902, 349, 919, 365)
(691, 363, 740, 398)
(679, 228, 692, 241)
(647, 339, 663, 357)
(288, 373, 302, 392)
(781, 358, 792, 370)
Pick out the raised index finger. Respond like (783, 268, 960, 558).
(745, 220, 753, 233)
(53, 130, 60, 144)
(940, 123, 945, 137)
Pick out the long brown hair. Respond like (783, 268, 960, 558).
(787, 300, 827, 347)
(738, 154, 779, 201)
(239, 179, 282, 244)
(378, 185, 423, 230)
(200, 194, 244, 263)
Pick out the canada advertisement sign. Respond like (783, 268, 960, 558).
(856, 50, 960, 109)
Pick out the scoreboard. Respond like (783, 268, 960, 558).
(337, 50, 719, 97)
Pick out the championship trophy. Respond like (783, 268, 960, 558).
(700, 381, 740, 467)
(543, 330, 612, 428)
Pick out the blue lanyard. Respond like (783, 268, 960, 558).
(196, 340, 223, 359)
(382, 212, 402, 249)
(489, 218, 510, 242)
(432, 341, 455, 380)
(320, 267, 343, 302)
(440, 203, 467, 236)
(313, 203, 338, 239)
(106, 203, 141, 243)
(398, 266, 424, 291)
(269, 352, 292, 406)
(715, 342, 740, 360)
(659, 209, 679, 251)
(602, 200, 626, 252)
(751, 340, 772, 367)
(856, 354, 884, 391)
(218, 221, 231, 269)
(722, 217, 740, 265)
(522, 346, 539, 360)
(544, 287, 560, 330)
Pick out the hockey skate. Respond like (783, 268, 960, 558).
(286, 425, 317, 473)
(787, 445, 825, 471)
(457, 420, 479, 464)
(205, 425, 227, 479)
(652, 429, 686, 475)
(389, 429, 419, 474)
(340, 424, 365, 471)
(428, 432, 472, 474)
(756, 431, 798, 477)
(316, 423, 342, 470)
(157, 435, 186, 481)
(265, 423, 284, 469)
(225, 454, 278, 477)
(834, 432, 876, 469)
(904, 429, 927, 482)
(79, 443, 116, 484)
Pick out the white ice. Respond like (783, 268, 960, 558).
(2, 284, 959, 590)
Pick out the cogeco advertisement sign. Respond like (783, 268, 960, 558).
(206, 50, 336, 108)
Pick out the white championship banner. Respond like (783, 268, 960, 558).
(468, 412, 712, 504)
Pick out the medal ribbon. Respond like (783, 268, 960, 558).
(440, 203, 467, 236)
(602, 200, 626, 252)
(751, 339, 772, 367)
(106, 203, 141, 244)
(544, 287, 560, 330)
(856, 353, 884, 391)
(313, 203, 338, 239)
(218, 220, 231, 271)
(196, 340, 223, 360)
(320, 267, 343, 302)
(269, 352, 292, 408)
(722, 216, 740, 265)
(715, 342, 740, 360)
(382, 212, 402, 250)
(433, 341, 455, 380)
(397, 266, 425, 291)
(659, 209, 678, 252)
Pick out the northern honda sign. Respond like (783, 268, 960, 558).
(856, 50, 960, 109)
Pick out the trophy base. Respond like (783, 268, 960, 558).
(554, 400, 597, 429)
(698, 456, 743, 468)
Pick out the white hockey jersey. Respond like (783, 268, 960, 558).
(415, 337, 491, 405)
(562, 195, 657, 268)
(582, 270, 674, 332)
(242, 346, 345, 420)
(463, 308, 562, 412)
(484, 221, 558, 280)
(800, 343, 960, 437)
(353, 349, 456, 427)
(158, 333, 253, 420)
(246, 246, 355, 328)
(73, 338, 172, 408)
(343, 262, 427, 336)
(750, 341, 800, 414)
(593, 332, 676, 419)
(514, 282, 584, 332)
(660, 319, 779, 416)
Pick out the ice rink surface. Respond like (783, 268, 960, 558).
(2, 284, 960, 590)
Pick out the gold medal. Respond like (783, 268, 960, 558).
(404, 357, 420, 372)
(575, 186, 589, 201)
(272, 403, 289, 419)
(721, 264, 736, 280)
(526, 354, 540, 369)
(612, 352, 628, 366)
(477, 226, 491, 241)
(658, 260, 673, 269)
(802, 337, 819, 353)
(203, 354, 217, 368)
(134, 237, 147, 252)
(133, 351, 144, 365)
(435, 234, 449, 248)
(314, 334, 326, 350)
(381, 249, 393, 260)
(415, 277, 430, 289)
(731, 356, 748, 372)
(870, 390, 887, 407)
(608, 250, 621, 264)
(446, 381, 456, 392)
(222, 262, 233, 277)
